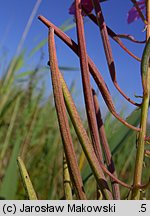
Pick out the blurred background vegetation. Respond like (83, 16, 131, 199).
(1, 41, 150, 199)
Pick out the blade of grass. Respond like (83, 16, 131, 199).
(0, 138, 21, 199)
(0, 96, 21, 165)
(2, 0, 41, 88)
(19, 97, 40, 161)
(59, 19, 76, 32)
(16, 0, 42, 56)
(29, 38, 47, 57)
(110, 109, 141, 155)
(17, 156, 38, 200)
(0, 91, 21, 120)
(1, 53, 25, 91)
(29, 18, 76, 58)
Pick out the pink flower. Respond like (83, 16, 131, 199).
(69, 0, 107, 16)
(127, 1, 146, 24)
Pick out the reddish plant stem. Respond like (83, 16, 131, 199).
(85, 12, 141, 62)
(144, 150, 150, 156)
(92, 0, 141, 107)
(48, 27, 86, 200)
(116, 34, 145, 44)
(38, 15, 140, 132)
(92, 89, 120, 200)
(75, 0, 104, 168)
(98, 161, 131, 189)
(145, 136, 150, 141)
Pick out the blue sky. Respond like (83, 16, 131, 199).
(0, 0, 147, 116)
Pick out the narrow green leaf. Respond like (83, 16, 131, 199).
(15, 70, 35, 79)
(29, 19, 75, 58)
(17, 157, 38, 200)
(59, 19, 76, 32)
(110, 108, 141, 155)
(59, 66, 79, 71)
(0, 140, 21, 199)
(2, 52, 25, 90)
(29, 38, 47, 57)
(0, 97, 21, 161)
(0, 91, 21, 119)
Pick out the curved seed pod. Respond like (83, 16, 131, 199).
(38, 15, 140, 132)
(59, 69, 132, 190)
(75, 0, 104, 168)
(91, 0, 141, 107)
(84, 11, 142, 61)
(48, 27, 86, 200)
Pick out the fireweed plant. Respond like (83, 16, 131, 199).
(38, 0, 150, 200)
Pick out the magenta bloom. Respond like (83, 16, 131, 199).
(127, 1, 146, 24)
(69, 0, 107, 16)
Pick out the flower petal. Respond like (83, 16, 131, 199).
(69, 0, 108, 16)
(127, 1, 146, 24)
(69, 0, 93, 16)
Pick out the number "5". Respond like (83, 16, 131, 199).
(140, 204, 146, 212)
